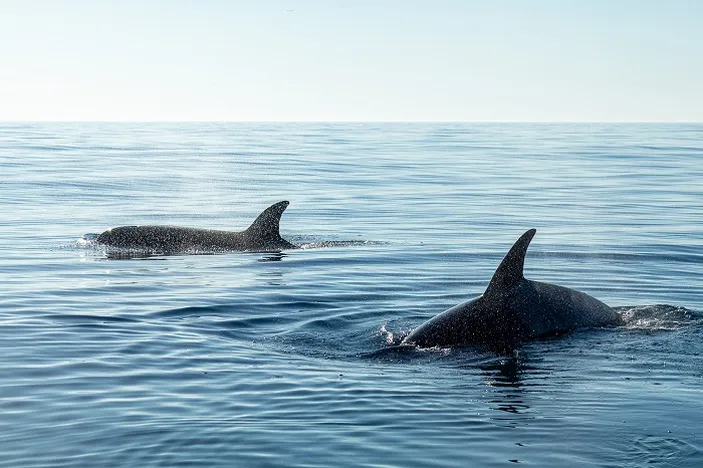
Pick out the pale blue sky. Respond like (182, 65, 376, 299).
(1, 0, 701, 121)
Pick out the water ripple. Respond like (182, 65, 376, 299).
(1, 123, 702, 467)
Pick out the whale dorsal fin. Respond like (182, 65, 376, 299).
(485, 229, 536, 296)
(244, 201, 289, 241)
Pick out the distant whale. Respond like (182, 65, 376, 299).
(97, 201, 296, 253)
(402, 229, 623, 351)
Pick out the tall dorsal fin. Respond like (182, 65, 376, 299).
(485, 229, 536, 295)
(244, 201, 289, 240)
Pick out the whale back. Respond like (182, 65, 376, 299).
(484, 228, 536, 299)
(403, 228, 620, 351)
(510, 279, 621, 338)
(242, 201, 295, 250)
(96, 201, 295, 252)
(483, 228, 619, 339)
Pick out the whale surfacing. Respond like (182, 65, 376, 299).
(402, 229, 623, 351)
(96, 201, 296, 253)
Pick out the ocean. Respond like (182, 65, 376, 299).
(0, 122, 701, 467)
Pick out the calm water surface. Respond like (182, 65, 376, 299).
(0, 123, 701, 467)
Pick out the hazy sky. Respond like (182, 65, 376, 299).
(1, 0, 701, 121)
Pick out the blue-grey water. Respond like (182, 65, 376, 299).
(1, 123, 701, 467)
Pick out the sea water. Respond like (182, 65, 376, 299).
(0, 122, 701, 467)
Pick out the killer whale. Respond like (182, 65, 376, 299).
(402, 229, 623, 351)
(96, 201, 296, 253)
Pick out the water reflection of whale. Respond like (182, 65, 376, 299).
(479, 355, 525, 387)
(478, 354, 535, 419)
(258, 253, 286, 262)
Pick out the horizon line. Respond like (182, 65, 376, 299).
(1, 119, 701, 124)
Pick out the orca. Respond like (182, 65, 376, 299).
(96, 201, 296, 253)
(402, 229, 623, 351)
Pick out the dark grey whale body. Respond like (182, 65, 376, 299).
(97, 201, 296, 253)
(403, 229, 623, 351)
